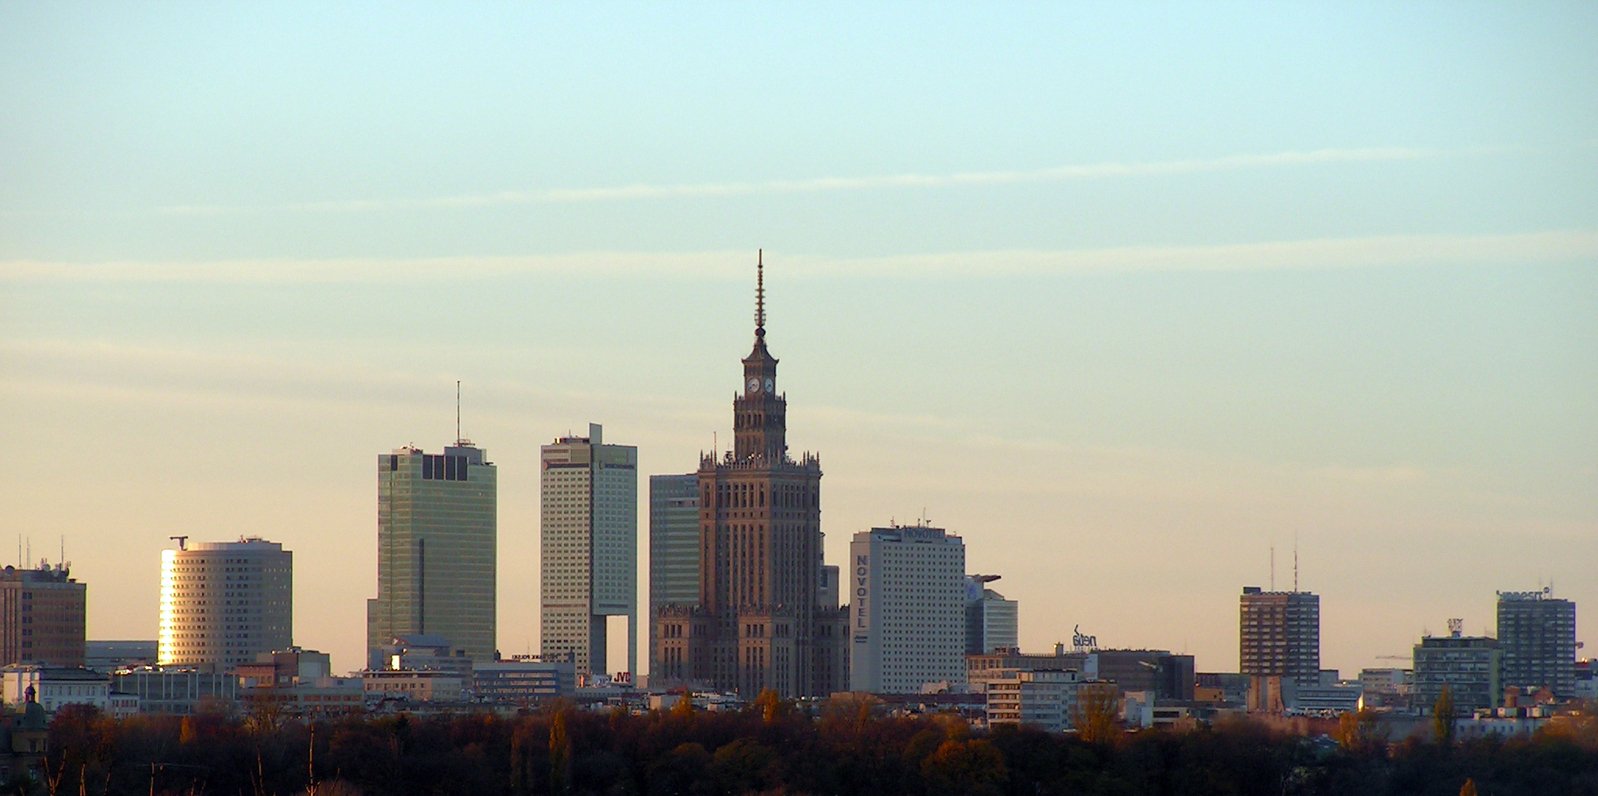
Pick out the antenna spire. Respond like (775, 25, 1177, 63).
(754, 250, 766, 337)
(456, 380, 462, 444)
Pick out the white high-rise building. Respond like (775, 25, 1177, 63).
(848, 524, 966, 694)
(159, 537, 292, 671)
(965, 574, 1019, 654)
(541, 424, 638, 678)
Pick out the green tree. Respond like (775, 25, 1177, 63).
(1432, 685, 1456, 746)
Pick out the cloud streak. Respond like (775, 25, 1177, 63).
(155, 146, 1489, 216)
(3, 230, 1593, 286)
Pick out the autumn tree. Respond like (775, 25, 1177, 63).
(1432, 685, 1456, 746)
(1071, 683, 1122, 745)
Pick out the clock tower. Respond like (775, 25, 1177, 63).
(734, 252, 787, 462)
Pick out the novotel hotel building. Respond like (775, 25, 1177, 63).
(848, 525, 966, 694)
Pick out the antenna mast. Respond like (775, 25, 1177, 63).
(1293, 538, 1299, 592)
(755, 249, 766, 333)
(1270, 545, 1275, 591)
(456, 380, 462, 444)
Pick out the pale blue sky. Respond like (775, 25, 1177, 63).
(2, 4, 1595, 676)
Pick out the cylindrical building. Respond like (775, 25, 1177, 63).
(158, 537, 292, 671)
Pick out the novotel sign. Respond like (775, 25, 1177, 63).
(855, 555, 869, 630)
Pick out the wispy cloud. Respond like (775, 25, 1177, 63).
(3, 229, 1593, 286)
(155, 146, 1490, 216)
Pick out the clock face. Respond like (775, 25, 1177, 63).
(748, 377, 760, 392)
(764, 378, 774, 392)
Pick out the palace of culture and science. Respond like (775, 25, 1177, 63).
(653, 256, 849, 698)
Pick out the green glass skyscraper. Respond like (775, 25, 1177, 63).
(367, 442, 497, 666)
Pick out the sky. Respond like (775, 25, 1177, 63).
(2, 3, 1595, 680)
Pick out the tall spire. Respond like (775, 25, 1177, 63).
(755, 249, 766, 338)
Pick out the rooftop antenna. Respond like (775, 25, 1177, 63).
(1293, 536, 1299, 593)
(1270, 545, 1275, 591)
(455, 380, 462, 444)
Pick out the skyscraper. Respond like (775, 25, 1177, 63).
(965, 574, 1019, 655)
(849, 524, 966, 693)
(1497, 588, 1576, 697)
(159, 537, 292, 671)
(541, 424, 638, 678)
(367, 442, 497, 666)
(654, 254, 848, 698)
(1239, 586, 1320, 688)
(648, 473, 699, 678)
(0, 563, 86, 667)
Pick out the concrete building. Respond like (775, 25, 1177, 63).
(0, 564, 86, 668)
(964, 574, 1018, 655)
(848, 525, 966, 694)
(112, 668, 238, 714)
(371, 634, 473, 677)
(1496, 588, 1576, 697)
(86, 640, 156, 673)
(967, 645, 1194, 701)
(159, 537, 292, 671)
(473, 657, 576, 704)
(541, 424, 638, 679)
(648, 473, 699, 679)
(1414, 630, 1501, 713)
(652, 257, 848, 698)
(236, 648, 363, 717)
(367, 442, 497, 666)
(1239, 587, 1320, 688)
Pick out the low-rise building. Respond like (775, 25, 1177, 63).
(985, 669, 1117, 733)
(474, 658, 575, 704)
(362, 669, 464, 703)
(0, 665, 109, 713)
(113, 668, 238, 715)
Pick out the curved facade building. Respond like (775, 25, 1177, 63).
(158, 537, 292, 671)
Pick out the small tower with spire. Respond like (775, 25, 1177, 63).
(734, 250, 786, 461)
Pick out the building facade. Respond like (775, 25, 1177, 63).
(1239, 587, 1320, 688)
(367, 442, 497, 666)
(964, 574, 1019, 655)
(158, 538, 292, 671)
(0, 564, 85, 668)
(653, 256, 848, 698)
(648, 473, 699, 679)
(849, 525, 966, 693)
(1413, 631, 1501, 712)
(1496, 588, 1576, 697)
(541, 424, 638, 678)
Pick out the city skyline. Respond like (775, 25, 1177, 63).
(2, 4, 1594, 679)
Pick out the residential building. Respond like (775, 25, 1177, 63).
(541, 424, 638, 679)
(1239, 587, 1320, 688)
(985, 669, 1111, 733)
(653, 256, 848, 698)
(362, 669, 465, 703)
(158, 537, 292, 671)
(1497, 588, 1576, 697)
(849, 524, 966, 693)
(648, 473, 699, 679)
(967, 644, 1194, 701)
(1414, 629, 1501, 713)
(965, 574, 1018, 655)
(368, 441, 497, 666)
(0, 564, 85, 667)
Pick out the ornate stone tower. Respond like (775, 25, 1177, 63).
(653, 253, 847, 698)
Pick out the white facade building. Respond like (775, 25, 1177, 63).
(848, 524, 965, 694)
(985, 668, 1085, 732)
(541, 424, 638, 678)
(1, 665, 112, 713)
(158, 538, 292, 671)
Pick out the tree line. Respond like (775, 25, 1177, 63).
(22, 693, 1598, 795)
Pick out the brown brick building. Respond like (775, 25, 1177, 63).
(0, 565, 86, 668)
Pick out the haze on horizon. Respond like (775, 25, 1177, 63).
(2, 4, 1595, 680)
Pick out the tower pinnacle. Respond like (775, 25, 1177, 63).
(755, 249, 766, 338)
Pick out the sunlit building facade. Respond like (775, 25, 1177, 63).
(159, 538, 292, 671)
